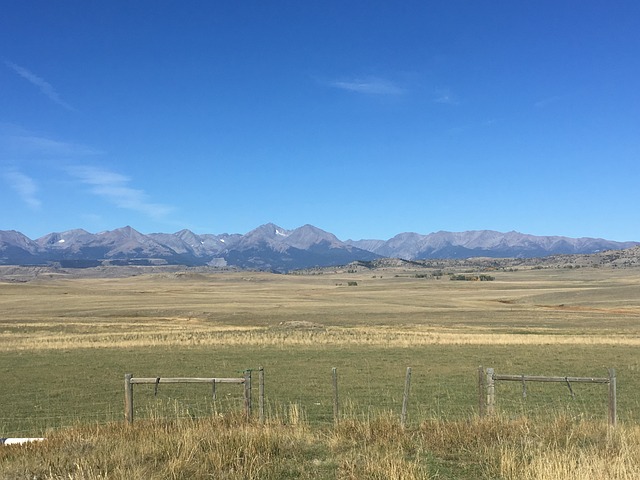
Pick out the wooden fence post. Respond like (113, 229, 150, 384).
(401, 367, 412, 427)
(478, 366, 486, 417)
(244, 370, 252, 419)
(124, 373, 134, 424)
(259, 366, 265, 424)
(486, 368, 495, 416)
(608, 368, 617, 427)
(332, 367, 339, 425)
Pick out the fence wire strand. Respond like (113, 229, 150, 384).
(0, 367, 627, 437)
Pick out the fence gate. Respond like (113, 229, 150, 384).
(124, 368, 264, 424)
(478, 366, 616, 427)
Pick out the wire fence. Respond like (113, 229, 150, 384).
(1, 366, 635, 438)
(488, 377, 613, 421)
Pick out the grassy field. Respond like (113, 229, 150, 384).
(1, 265, 639, 478)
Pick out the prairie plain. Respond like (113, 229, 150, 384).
(1, 264, 640, 478)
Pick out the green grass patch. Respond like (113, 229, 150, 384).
(1, 343, 638, 437)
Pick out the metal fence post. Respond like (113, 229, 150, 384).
(259, 366, 265, 423)
(332, 367, 339, 425)
(401, 367, 412, 427)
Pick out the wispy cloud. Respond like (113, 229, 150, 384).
(447, 118, 497, 135)
(534, 90, 583, 109)
(433, 88, 459, 105)
(67, 165, 174, 219)
(534, 95, 564, 109)
(4, 134, 104, 157)
(3, 170, 41, 209)
(328, 76, 405, 95)
(0, 125, 104, 163)
(5, 61, 75, 111)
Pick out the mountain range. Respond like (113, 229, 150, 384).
(1, 224, 637, 272)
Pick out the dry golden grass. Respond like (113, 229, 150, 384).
(419, 415, 640, 479)
(2, 266, 640, 478)
(1, 412, 639, 479)
(3, 324, 640, 352)
(497, 419, 640, 479)
(1, 267, 639, 352)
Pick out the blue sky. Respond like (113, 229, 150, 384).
(2, 1, 639, 241)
